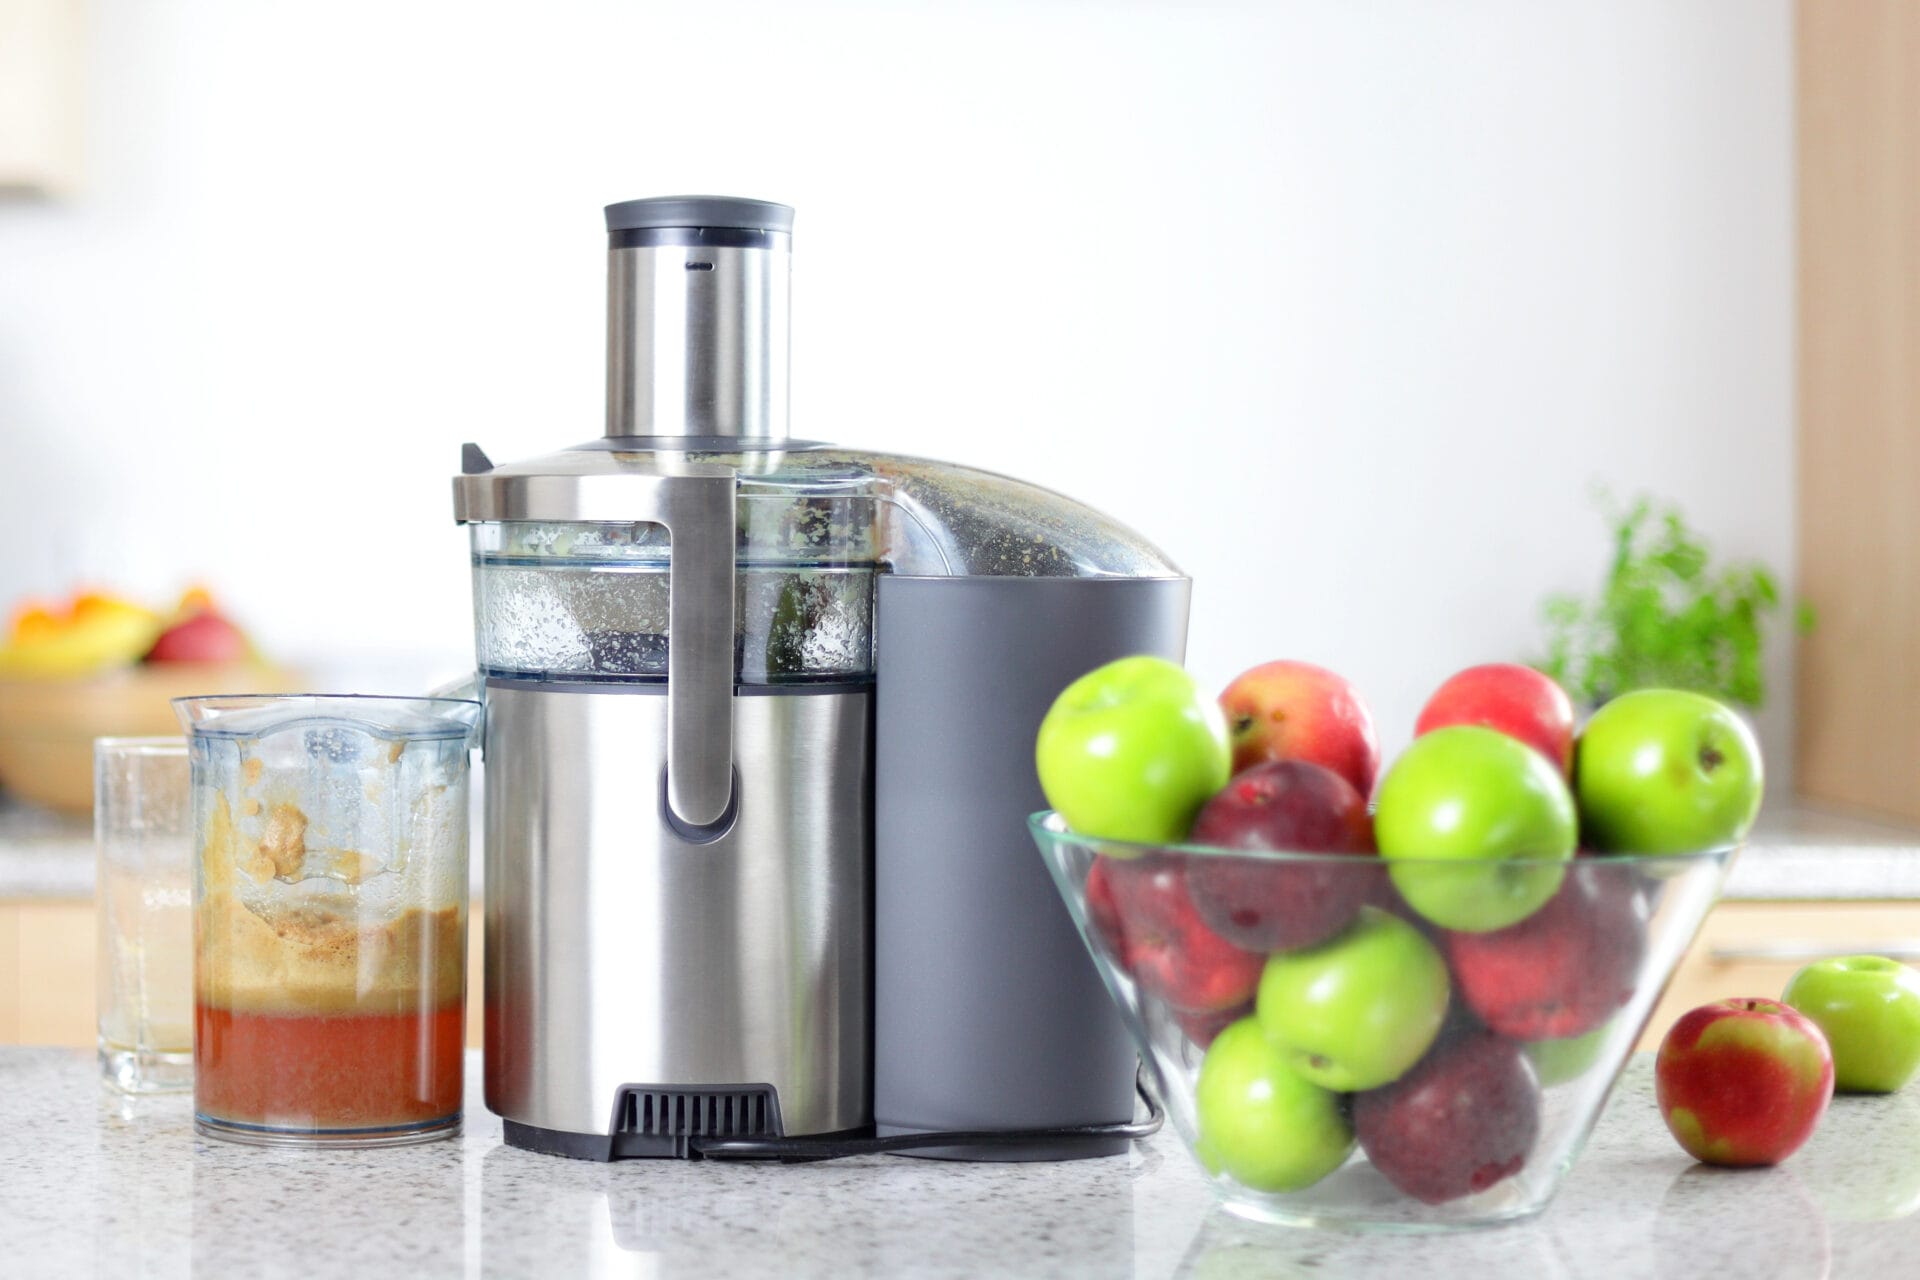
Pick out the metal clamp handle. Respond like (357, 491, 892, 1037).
(453, 464, 738, 828)
(651, 473, 737, 829)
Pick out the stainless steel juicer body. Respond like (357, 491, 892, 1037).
(455, 462, 875, 1153)
(481, 683, 871, 1147)
(456, 196, 1189, 1161)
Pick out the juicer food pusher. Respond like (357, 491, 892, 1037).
(453, 196, 1190, 1161)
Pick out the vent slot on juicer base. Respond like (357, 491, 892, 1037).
(611, 1085, 784, 1159)
(500, 1084, 784, 1161)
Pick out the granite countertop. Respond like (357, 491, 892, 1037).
(4, 1048, 1917, 1278)
(4, 794, 1915, 902)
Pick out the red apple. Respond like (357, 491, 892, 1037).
(1442, 862, 1648, 1041)
(1218, 660, 1380, 797)
(1084, 855, 1126, 958)
(1354, 1030, 1541, 1204)
(1655, 998, 1833, 1167)
(1083, 854, 1265, 1013)
(1174, 1001, 1253, 1049)
(145, 610, 249, 663)
(1415, 663, 1575, 775)
(1184, 760, 1378, 952)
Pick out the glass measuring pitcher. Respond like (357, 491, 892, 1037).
(174, 694, 481, 1147)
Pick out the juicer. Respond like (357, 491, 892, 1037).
(453, 196, 1189, 1160)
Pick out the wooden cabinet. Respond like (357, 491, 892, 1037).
(0, 900, 92, 1045)
(1796, 1, 1920, 823)
(0, 899, 487, 1049)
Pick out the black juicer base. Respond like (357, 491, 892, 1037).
(503, 1083, 785, 1161)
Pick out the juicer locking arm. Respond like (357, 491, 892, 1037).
(645, 472, 738, 830)
(452, 465, 738, 829)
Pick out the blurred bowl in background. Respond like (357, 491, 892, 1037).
(0, 663, 303, 814)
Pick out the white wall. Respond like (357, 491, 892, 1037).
(0, 1, 1794, 769)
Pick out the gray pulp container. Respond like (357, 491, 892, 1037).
(873, 575, 1192, 1159)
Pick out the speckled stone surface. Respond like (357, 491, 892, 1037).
(1725, 805, 1920, 900)
(5, 1049, 1919, 1277)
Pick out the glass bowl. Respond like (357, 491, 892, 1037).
(1029, 811, 1735, 1232)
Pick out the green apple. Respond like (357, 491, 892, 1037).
(1783, 955, 1920, 1094)
(1254, 906, 1450, 1091)
(1574, 688, 1763, 854)
(1035, 655, 1231, 845)
(1526, 1020, 1613, 1087)
(1374, 725, 1577, 932)
(1194, 1016, 1354, 1192)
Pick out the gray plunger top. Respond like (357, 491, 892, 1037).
(604, 195, 794, 442)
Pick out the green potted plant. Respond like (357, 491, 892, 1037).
(1536, 495, 1812, 709)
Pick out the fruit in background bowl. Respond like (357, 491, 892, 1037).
(0, 586, 260, 675)
(1575, 688, 1764, 854)
(145, 590, 252, 664)
(1374, 726, 1577, 933)
(1255, 905, 1451, 1092)
(0, 585, 295, 814)
(1184, 760, 1377, 952)
(1195, 1017, 1356, 1193)
(1036, 655, 1231, 844)
(1415, 663, 1576, 775)
(1655, 998, 1833, 1167)
(1218, 660, 1380, 798)
(1443, 861, 1648, 1041)
(0, 592, 162, 676)
(1782, 956, 1920, 1094)
(1355, 1029, 1543, 1204)
(1084, 854, 1265, 1014)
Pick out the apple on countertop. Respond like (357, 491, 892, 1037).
(1656, 998, 1833, 1167)
(1783, 956, 1920, 1095)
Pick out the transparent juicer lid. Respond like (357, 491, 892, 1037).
(461, 445, 1181, 687)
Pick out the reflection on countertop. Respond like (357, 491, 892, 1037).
(8, 1049, 1920, 1278)
(7, 793, 1915, 901)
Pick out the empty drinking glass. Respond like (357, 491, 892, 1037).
(95, 737, 194, 1094)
